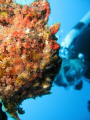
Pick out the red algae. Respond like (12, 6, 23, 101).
(0, 0, 62, 119)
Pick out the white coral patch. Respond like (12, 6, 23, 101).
(42, 82, 50, 89)
(25, 28, 30, 34)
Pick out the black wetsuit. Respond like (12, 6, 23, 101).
(70, 26, 90, 64)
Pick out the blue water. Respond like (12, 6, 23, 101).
(8, 0, 90, 120)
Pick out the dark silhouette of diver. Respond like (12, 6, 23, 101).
(54, 11, 90, 90)
(0, 102, 7, 120)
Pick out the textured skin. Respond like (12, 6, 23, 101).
(0, 0, 62, 119)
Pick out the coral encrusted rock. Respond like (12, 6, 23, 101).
(0, 0, 62, 119)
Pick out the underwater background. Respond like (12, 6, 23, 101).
(7, 0, 90, 120)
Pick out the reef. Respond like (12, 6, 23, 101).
(0, 0, 62, 119)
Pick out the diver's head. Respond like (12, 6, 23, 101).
(63, 59, 84, 82)
(54, 58, 84, 90)
(55, 52, 90, 90)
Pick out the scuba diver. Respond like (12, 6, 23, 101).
(0, 102, 7, 120)
(54, 11, 90, 90)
